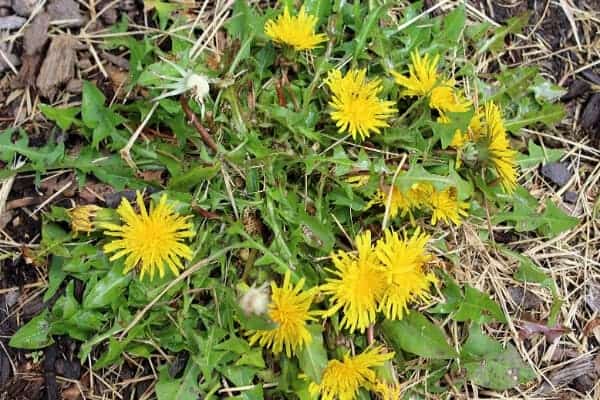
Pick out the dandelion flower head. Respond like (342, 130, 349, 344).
(428, 187, 469, 226)
(308, 346, 394, 400)
(321, 231, 386, 333)
(366, 184, 426, 220)
(325, 68, 397, 141)
(264, 7, 327, 51)
(375, 229, 436, 320)
(480, 102, 518, 193)
(393, 50, 469, 113)
(373, 381, 402, 400)
(392, 51, 441, 97)
(430, 82, 471, 114)
(247, 271, 318, 357)
(100, 192, 194, 280)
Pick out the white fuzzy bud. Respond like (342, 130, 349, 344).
(185, 73, 210, 104)
(239, 283, 270, 316)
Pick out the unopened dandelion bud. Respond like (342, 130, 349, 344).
(68, 205, 101, 235)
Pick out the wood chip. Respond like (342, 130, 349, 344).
(11, 0, 40, 17)
(0, 15, 26, 30)
(538, 354, 596, 394)
(581, 93, 600, 136)
(585, 283, 600, 313)
(47, 0, 85, 27)
(13, 53, 41, 88)
(23, 12, 50, 55)
(36, 35, 77, 98)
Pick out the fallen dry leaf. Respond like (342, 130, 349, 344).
(585, 283, 600, 313)
(137, 169, 165, 185)
(518, 320, 570, 343)
(61, 384, 82, 400)
(23, 13, 50, 56)
(583, 318, 600, 337)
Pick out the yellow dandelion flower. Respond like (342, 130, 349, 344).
(392, 51, 440, 97)
(375, 229, 436, 320)
(309, 346, 394, 400)
(392, 50, 469, 113)
(69, 205, 101, 235)
(247, 271, 318, 357)
(325, 69, 397, 141)
(366, 186, 412, 219)
(373, 381, 402, 400)
(480, 102, 518, 193)
(438, 110, 484, 168)
(407, 182, 435, 205)
(366, 184, 428, 221)
(321, 231, 386, 333)
(264, 7, 327, 51)
(100, 192, 194, 280)
(430, 83, 470, 113)
(428, 187, 469, 225)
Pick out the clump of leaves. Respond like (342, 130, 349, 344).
(4, 2, 574, 399)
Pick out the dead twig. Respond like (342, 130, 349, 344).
(180, 96, 219, 153)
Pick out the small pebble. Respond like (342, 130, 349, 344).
(563, 191, 578, 204)
(0, 15, 26, 30)
(541, 162, 572, 187)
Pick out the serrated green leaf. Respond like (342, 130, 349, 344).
(505, 102, 565, 133)
(82, 81, 125, 148)
(82, 265, 131, 309)
(9, 310, 54, 349)
(537, 199, 578, 236)
(353, 4, 388, 61)
(517, 141, 564, 169)
(396, 164, 455, 192)
(429, 272, 463, 314)
(167, 163, 221, 191)
(304, 0, 332, 24)
(430, 110, 474, 149)
(453, 286, 506, 324)
(382, 312, 458, 359)
(297, 325, 328, 383)
(156, 362, 200, 400)
(39, 104, 80, 131)
(531, 77, 566, 103)
(44, 256, 66, 302)
(461, 326, 535, 390)
(441, 4, 466, 43)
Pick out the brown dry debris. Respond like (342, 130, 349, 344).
(36, 35, 77, 99)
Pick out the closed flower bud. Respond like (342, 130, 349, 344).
(68, 205, 101, 235)
(68, 205, 118, 236)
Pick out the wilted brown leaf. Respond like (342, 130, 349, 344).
(518, 320, 570, 342)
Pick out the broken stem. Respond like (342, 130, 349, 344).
(180, 96, 219, 153)
(120, 101, 159, 170)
